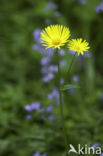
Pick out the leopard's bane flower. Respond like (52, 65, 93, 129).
(68, 38, 90, 55)
(41, 25, 70, 49)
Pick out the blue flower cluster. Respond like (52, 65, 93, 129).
(68, 75, 80, 94)
(24, 102, 54, 121)
(69, 50, 91, 58)
(41, 105, 54, 121)
(96, 1, 103, 13)
(48, 88, 60, 105)
(25, 102, 41, 120)
(44, 1, 61, 18)
(41, 56, 58, 83)
(99, 93, 103, 101)
(33, 151, 47, 156)
(91, 143, 103, 156)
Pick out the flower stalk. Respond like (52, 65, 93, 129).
(56, 49, 68, 152)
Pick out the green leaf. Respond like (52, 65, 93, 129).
(61, 84, 80, 91)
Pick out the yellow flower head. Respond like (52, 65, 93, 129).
(68, 38, 90, 55)
(41, 25, 70, 49)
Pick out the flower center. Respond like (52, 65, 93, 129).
(52, 38, 60, 45)
(75, 45, 81, 52)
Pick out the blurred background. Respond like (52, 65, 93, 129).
(1, 0, 103, 155)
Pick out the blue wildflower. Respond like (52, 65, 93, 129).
(69, 50, 91, 58)
(40, 56, 51, 66)
(33, 44, 43, 52)
(61, 78, 64, 85)
(74, 0, 86, 5)
(59, 49, 65, 56)
(33, 29, 41, 43)
(91, 143, 100, 149)
(30, 102, 41, 110)
(47, 105, 53, 112)
(96, 1, 103, 13)
(72, 75, 79, 82)
(42, 73, 54, 83)
(68, 88, 75, 94)
(24, 105, 32, 112)
(47, 1, 58, 10)
(48, 114, 54, 120)
(60, 60, 66, 67)
(48, 65, 58, 73)
(48, 88, 59, 100)
(25, 115, 32, 120)
(33, 151, 40, 156)
(99, 93, 103, 101)
(42, 154, 47, 156)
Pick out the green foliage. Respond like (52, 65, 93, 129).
(61, 84, 80, 91)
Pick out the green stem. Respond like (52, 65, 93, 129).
(56, 50, 68, 153)
(67, 52, 76, 74)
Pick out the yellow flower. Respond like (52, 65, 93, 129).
(68, 38, 90, 55)
(41, 25, 70, 49)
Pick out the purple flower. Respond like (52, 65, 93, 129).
(24, 105, 32, 112)
(60, 60, 66, 66)
(72, 75, 79, 82)
(74, 0, 86, 5)
(84, 51, 91, 58)
(69, 50, 91, 58)
(77, 0, 86, 5)
(48, 1, 58, 10)
(45, 48, 54, 55)
(61, 78, 64, 85)
(43, 73, 54, 83)
(48, 114, 54, 120)
(48, 88, 59, 100)
(33, 44, 54, 55)
(42, 154, 47, 156)
(33, 29, 41, 43)
(47, 105, 53, 112)
(69, 50, 78, 56)
(99, 93, 103, 101)
(96, 1, 103, 13)
(59, 49, 65, 56)
(68, 88, 75, 94)
(48, 65, 58, 72)
(40, 57, 51, 66)
(48, 88, 60, 105)
(91, 143, 99, 149)
(32, 44, 43, 52)
(25, 115, 32, 120)
(44, 7, 50, 12)
(48, 73, 54, 79)
(30, 102, 41, 110)
(42, 73, 54, 83)
(33, 151, 41, 156)
(42, 76, 50, 83)
(100, 153, 103, 156)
